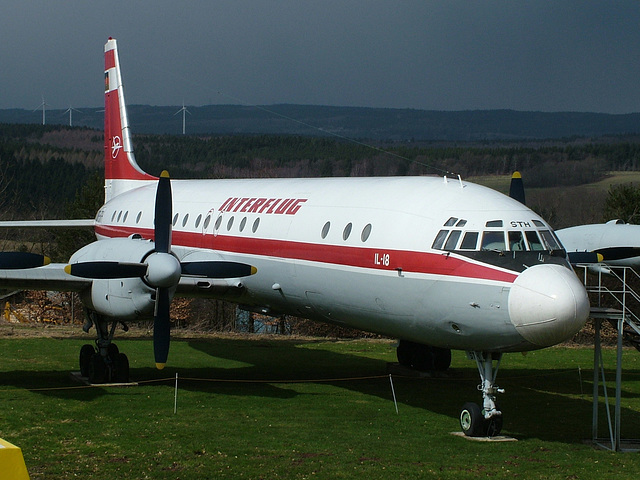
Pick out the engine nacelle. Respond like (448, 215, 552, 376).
(71, 237, 158, 320)
(87, 277, 155, 320)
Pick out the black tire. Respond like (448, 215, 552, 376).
(79, 344, 95, 378)
(432, 347, 451, 371)
(396, 340, 414, 366)
(89, 353, 106, 384)
(460, 402, 484, 437)
(114, 353, 130, 383)
(107, 343, 119, 358)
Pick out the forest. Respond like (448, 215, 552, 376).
(3, 122, 640, 218)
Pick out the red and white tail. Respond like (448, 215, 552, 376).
(104, 38, 155, 202)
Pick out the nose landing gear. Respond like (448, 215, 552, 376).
(460, 351, 504, 437)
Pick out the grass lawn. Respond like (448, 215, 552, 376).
(1, 330, 640, 479)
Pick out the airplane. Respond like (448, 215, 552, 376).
(556, 220, 640, 273)
(0, 38, 590, 438)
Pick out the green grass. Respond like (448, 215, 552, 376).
(1, 334, 640, 479)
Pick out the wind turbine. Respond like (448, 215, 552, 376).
(33, 95, 49, 125)
(174, 102, 191, 135)
(63, 105, 82, 127)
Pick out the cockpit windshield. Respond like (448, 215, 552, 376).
(431, 217, 563, 253)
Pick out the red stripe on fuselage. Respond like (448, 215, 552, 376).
(94, 224, 518, 283)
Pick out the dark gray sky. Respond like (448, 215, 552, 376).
(3, 1, 640, 113)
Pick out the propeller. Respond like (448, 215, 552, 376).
(0, 252, 50, 269)
(508, 171, 602, 265)
(65, 170, 257, 369)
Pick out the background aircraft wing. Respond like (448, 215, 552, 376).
(0, 220, 94, 229)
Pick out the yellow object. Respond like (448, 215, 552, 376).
(0, 438, 30, 479)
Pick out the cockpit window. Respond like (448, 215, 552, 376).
(455, 219, 467, 227)
(486, 220, 503, 227)
(525, 231, 544, 251)
(508, 231, 525, 251)
(432, 229, 449, 250)
(539, 230, 562, 250)
(532, 220, 545, 227)
(444, 217, 458, 227)
(481, 231, 506, 251)
(444, 230, 462, 250)
(460, 232, 479, 250)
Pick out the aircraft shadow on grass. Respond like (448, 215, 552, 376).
(3, 336, 640, 443)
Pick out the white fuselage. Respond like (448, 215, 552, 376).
(93, 175, 589, 353)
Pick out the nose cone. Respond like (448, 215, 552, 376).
(508, 264, 589, 347)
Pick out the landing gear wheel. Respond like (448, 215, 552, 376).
(432, 347, 452, 371)
(396, 341, 413, 367)
(107, 343, 119, 358)
(460, 402, 484, 437)
(89, 353, 106, 384)
(79, 344, 95, 378)
(114, 353, 130, 383)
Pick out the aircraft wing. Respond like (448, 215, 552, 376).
(0, 220, 94, 229)
(0, 264, 91, 292)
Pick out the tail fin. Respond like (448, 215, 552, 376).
(104, 38, 155, 202)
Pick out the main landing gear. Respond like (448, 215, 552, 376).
(396, 340, 452, 372)
(460, 351, 504, 437)
(79, 311, 130, 384)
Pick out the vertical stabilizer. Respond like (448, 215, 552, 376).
(104, 38, 155, 202)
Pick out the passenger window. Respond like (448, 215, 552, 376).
(194, 214, 202, 229)
(481, 231, 506, 251)
(508, 231, 525, 251)
(321, 222, 331, 239)
(444, 217, 458, 226)
(361, 224, 372, 242)
(343, 223, 353, 241)
(432, 230, 449, 250)
(182, 213, 190, 228)
(460, 232, 479, 250)
(525, 231, 544, 251)
(444, 230, 462, 250)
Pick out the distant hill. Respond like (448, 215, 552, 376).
(2, 104, 640, 141)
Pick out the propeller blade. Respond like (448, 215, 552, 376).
(509, 171, 526, 205)
(64, 261, 148, 279)
(154, 170, 172, 254)
(0, 252, 50, 269)
(567, 251, 604, 265)
(181, 261, 257, 278)
(153, 287, 171, 369)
